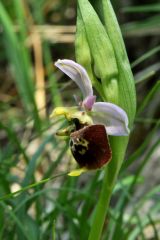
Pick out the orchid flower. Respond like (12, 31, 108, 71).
(51, 59, 130, 176)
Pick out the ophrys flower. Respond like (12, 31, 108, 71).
(51, 59, 130, 176)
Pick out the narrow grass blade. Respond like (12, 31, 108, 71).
(0, 3, 41, 131)
(137, 80, 160, 115)
(122, 15, 160, 37)
(0, 202, 30, 240)
(122, 4, 160, 13)
(131, 45, 160, 68)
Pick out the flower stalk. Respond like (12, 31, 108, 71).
(75, 0, 136, 239)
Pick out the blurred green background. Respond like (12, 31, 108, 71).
(0, 0, 160, 239)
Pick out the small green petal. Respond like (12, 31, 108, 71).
(68, 167, 87, 177)
(50, 107, 78, 120)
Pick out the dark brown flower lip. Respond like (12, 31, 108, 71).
(70, 124, 112, 170)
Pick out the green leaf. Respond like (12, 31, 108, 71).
(77, 0, 119, 103)
(102, 0, 136, 126)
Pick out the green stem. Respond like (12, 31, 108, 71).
(88, 168, 112, 240)
(88, 137, 128, 240)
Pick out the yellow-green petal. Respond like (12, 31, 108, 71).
(68, 167, 87, 177)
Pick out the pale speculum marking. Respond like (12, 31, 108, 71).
(70, 138, 89, 155)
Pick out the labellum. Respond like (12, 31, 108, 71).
(56, 117, 112, 170)
(70, 124, 112, 169)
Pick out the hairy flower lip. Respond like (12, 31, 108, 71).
(70, 124, 112, 170)
(54, 59, 130, 136)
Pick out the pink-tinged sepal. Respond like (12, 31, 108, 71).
(55, 59, 93, 99)
(92, 102, 130, 136)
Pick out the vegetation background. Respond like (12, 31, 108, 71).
(0, 0, 160, 239)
